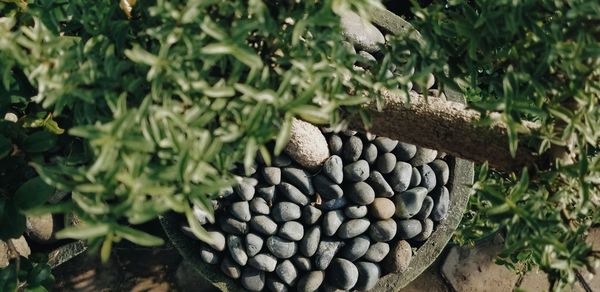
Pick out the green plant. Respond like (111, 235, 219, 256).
(0, 0, 598, 291)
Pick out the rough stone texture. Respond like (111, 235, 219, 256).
(285, 118, 330, 170)
(517, 268, 550, 292)
(399, 258, 448, 292)
(580, 227, 600, 291)
(441, 235, 519, 292)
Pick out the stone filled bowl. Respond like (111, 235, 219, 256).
(159, 7, 474, 291)
(160, 151, 472, 292)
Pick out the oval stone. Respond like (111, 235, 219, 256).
(343, 160, 369, 182)
(373, 137, 398, 153)
(393, 142, 417, 161)
(221, 216, 248, 236)
(397, 219, 423, 239)
(430, 159, 450, 185)
(200, 247, 220, 265)
(262, 166, 282, 185)
(414, 218, 434, 241)
(230, 201, 251, 222)
(376, 152, 397, 174)
(206, 231, 226, 251)
(362, 143, 378, 164)
(328, 135, 343, 156)
(326, 258, 358, 290)
(266, 276, 288, 292)
(355, 261, 381, 291)
(297, 271, 324, 292)
(369, 197, 395, 219)
(418, 164, 437, 192)
(342, 136, 363, 162)
(220, 256, 241, 279)
(278, 183, 309, 206)
(409, 167, 422, 187)
(431, 186, 450, 221)
(383, 240, 412, 274)
(250, 215, 277, 235)
(248, 253, 277, 272)
(344, 205, 368, 219)
(337, 218, 370, 239)
(300, 226, 321, 257)
(323, 210, 345, 236)
(272, 201, 301, 222)
(394, 187, 428, 219)
(256, 185, 275, 202)
(323, 155, 343, 184)
(320, 196, 349, 211)
(363, 242, 390, 262)
(313, 175, 343, 200)
(410, 147, 437, 166)
(241, 266, 265, 291)
(234, 180, 255, 201)
(276, 260, 298, 286)
(368, 171, 394, 198)
(292, 256, 312, 272)
(314, 238, 344, 270)
(388, 161, 413, 192)
(368, 219, 397, 242)
(415, 196, 434, 220)
(340, 10, 385, 53)
(282, 168, 314, 196)
(279, 221, 304, 241)
(302, 205, 322, 225)
(267, 236, 298, 259)
(340, 235, 370, 261)
(245, 233, 264, 257)
(345, 182, 375, 205)
(250, 197, 270, 215)
(227, 235, 248, 266)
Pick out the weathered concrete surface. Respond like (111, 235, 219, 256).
(441, 235, 519, 292)
(517, 268, 550, 292)
(400, 257, 449, 292)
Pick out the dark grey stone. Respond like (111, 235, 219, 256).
(200, 247, 220, 264)
(273, 154, 292, 167)
(345, 181, 375, 205)
(250, 215, 277, 236)
(227, 235, 248, 266)
(300, 225, 321, 257)
(220, 256, 241, 279)
(344, 205, 368, 218)
(376, 152, 397, 174)
(414, 218, 434, 241)
(241, 266, 265, 291)
(256, 185, 275, 202)
(262, 167, 282, 185)
(272, 201, 301, 222)
(230, 201, 251, 222)
(266, 276, 288, 292)
(248, 253, 277, 272)
(249, 197, 270, 215)
(313, 175, 343, 200)
(275, 260, 298, 286)
(415, 196, 434, 220)
(397, 219, 423, 239)
(218, 186, 234, 199)
(314, 238, 344, 270)
(356, 50, 377, 69)
(388, 161, 413, 192)
(373, 137, 398, 153)
(393, 186, 428, 219)
(322, 155, 343, 184)
(326, 258, 358, 290)
(368, 171, 394, 198)
(206, 230, 226, 251)
(296, 271, 325, 292)
(343, 136, 363, 162)
(430, 186, 449, 221)
(279, 221, 304, 241)
(282, 168, 314, 196)
(340, 235, 370, 261)
(368, 219, 397, 242)
(343, 159, 369, 182)
(245, 233, 264, 257)
(430, 159, 450, 186)
(302, 205, 322, 225)
(394, 142, 417, 161)
(409, 167, 422, 187)
(340, 10, 385, 53)
(267, 236, 298, 259)
(363, 242, 390, 262)
(234, 180, 255, 201)
(355, 261, 381, 291)
(328, 135, 343, 156)
(323, 210, 345, 236)
(362, 143, 378, 164)
(337, 218, 370, 239)
(278, 182, 309, 206)
(292, 256, 312, 271)
(320, 196, 349, 211)
(418, 164, 437, 192)
(221, 216, 248, 235)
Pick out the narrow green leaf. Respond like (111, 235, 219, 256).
(274, 115, 292, 156)
(114, 225, 164, 246)
(55, 223, 110, 240)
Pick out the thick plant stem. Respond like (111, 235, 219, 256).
(348, 91, 539, 172)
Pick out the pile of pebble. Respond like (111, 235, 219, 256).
(182, 129, 451, 292)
